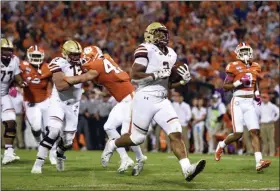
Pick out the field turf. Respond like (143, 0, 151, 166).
(1, 150, 279, 190)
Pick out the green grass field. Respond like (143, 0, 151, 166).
(1, 150, 279, 190)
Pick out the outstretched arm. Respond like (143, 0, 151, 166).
(53, 72, 71, 91)
(14, 74, 27, 88)
(63, 70, 99, 85)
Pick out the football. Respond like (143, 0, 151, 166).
(169, 62, 186, 83)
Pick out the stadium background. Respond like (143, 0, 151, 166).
(1, 1, 279, 153)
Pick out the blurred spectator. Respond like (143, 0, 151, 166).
(191, 98, 207, 153)
(75, 94, 90, 150)
(260, 93, 279, 156)
(171, 91, 192, 151)
(87, 90, 102, 150)
(206, 92, 226, 153)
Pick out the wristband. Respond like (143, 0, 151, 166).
(255, 90, 260, 96)
(180, 80, 187, 85)
(153, 72, 158, 80)
(233, 80, 242, 87)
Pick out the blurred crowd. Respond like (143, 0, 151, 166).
(1, 1, 279, 155)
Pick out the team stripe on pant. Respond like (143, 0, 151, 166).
(230, 97, 236, 133)
(128, 93, 134, 134)
(167, 117, 178, 123)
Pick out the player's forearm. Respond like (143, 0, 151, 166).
(15, 74, 27, 88)
(64, 70, 98, 85)
(53, 72, 71, 91)
(131, 72, 155, 85)
(169, 81, 182, 89)
(223, 83, 235, 91)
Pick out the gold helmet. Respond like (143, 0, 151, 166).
(62, 40, 82, 64)
(144, 22, 169, 46)
(1, 38, 14, 64)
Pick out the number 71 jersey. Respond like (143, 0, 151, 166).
(1, 56, 21, 96)
(81, 54, 134, 102)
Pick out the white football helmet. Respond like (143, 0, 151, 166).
(27, 45, 44, 66)
(234, 42, 253, 63)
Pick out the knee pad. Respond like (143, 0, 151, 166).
(32, 129, 42, 138)
(130, 131, 146, 145)
(166, 120, 182, 135)
(3, 121, 17, 138)
(58, 131, 76, 151)
(48, 116, 63, 130)
(40, 126, 60, 150)
(105, 129, 121, 139)
(103, 120, 118, 132)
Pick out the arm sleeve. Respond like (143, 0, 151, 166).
(14, 56, 21, 75)
(49, 57, 64, 73)
(134, 45, 149, 67)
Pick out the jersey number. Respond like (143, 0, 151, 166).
(1, 71, 13, 82)
(70, 65, 82, 76)
(163, 61, 170, 69)
(244, 73, 253, 87)
(104, 59, 123, 74)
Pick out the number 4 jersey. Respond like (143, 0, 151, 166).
(1, 56, 21, 96)
(20, 61, 52, 103)
(225, 60, 261, 96)
(82, 54, 134, 102)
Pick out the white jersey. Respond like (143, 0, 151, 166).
(49, 57, 82, 103)
(1, 56, 21, 96)
(134, 43, 177, 94)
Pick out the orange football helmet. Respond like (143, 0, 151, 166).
(83, 46, 103, 60)
(27, 45, 44, 65)
(234, 42, 253, 62)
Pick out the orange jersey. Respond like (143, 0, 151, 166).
(20, 61, 52, 103)
(225, 60, 261, 91)
(82, 54, 134, 102)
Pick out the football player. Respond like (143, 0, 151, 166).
(31, 40, 83, 173)
(20, 45, 57, 164)
(101, 22, 206, 181)
(1, 38, 27, 164)
(215, 42, 271, 171)
(63, 45, 147, 173)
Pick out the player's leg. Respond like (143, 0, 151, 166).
(2, 95, 19, 165)
(24, 102, 42, 143)
(153, 99, 206, 182)
(120, 100, 147, 175)
(245, 103, 271, 171)
(31, 101, 64, 173)
(41, 99, 57, 165)
(103, 102, 131, 168)
(215, 97, 243, 161)
(101, 92, 154, 173)
(55, 102, 79, 171)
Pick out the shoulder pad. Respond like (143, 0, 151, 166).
(134, 44, 149, 60)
